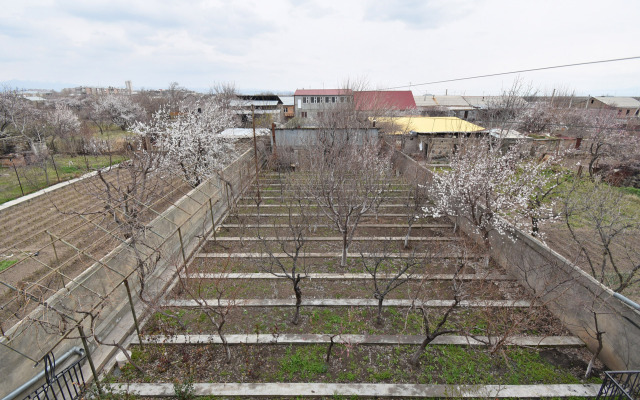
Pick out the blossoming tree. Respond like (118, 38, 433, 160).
(134, 97, 236, 187)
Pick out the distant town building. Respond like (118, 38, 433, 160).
(293, 89, 353, 120)
(279, 96, 295, 120)
(354, 91, 416, 112)
(61, 81, 134, 96)
(231, 95, 282, 124)
(578, 96, 640, 117)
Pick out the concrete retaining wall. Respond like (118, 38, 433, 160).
(0, 144, 268, 399)
(389, 146, 640, 370)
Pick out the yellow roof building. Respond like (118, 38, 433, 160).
(376, 116, 484, 135)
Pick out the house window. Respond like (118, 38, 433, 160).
(301, 111, 307, 118)
(302, 97, 307, 104)
(590, 99, 594, 104)
(325, 96, 330, 103)
(626, 109, 630, 115)
(340, 97, 345, 103)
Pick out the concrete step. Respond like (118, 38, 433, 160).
(196, 252, 482, 259)
(220, 223, 453, 229)
(182, 273, 513, 281)
(165, 299, 533, 308)
(210, 236, 458, 242)
(134, 334, 584, 347)
(108, 383, 601, 398)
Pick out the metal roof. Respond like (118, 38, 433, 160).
(414, 95, 474, 109)
(230, 99, 279, 107)
(294, 89, 353, 96)
(279, 96, 294, 106)
(462, 96, 491, 109)
(463, 96, 527, 110)
(354, 91, 416, 110)
(433, 96, 469, 107)
(593, 97, 640, 108)
(414, 95, 439, 107)
(488, 128, 528, 139)
(377, 117, 484, 135)
(219, 128, 270, 138)
(236, 109, 280, 115)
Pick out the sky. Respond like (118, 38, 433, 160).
(1, 0, 639, 96)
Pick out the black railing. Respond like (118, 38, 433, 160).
(597, 371, 640, 400)
(23, 356, 86, 400)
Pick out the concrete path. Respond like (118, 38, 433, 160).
(183, 273, 513, 281)
(221, 223, 454, 228)
(230, 213, 416, 217)
(211, 236, 458, 241)
(134, 334, 584, 347)
(108, 383, 601, 398)
(235, 203, 413, 208)
(166, 299, 532, 308)
(196, 252, 481, 259)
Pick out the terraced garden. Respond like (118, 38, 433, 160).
(104, 171, 603, 399)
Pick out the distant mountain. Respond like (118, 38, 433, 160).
(0, 79, 84, 91)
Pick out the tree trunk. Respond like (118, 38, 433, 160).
(410, 336, 433, 366)
(42, 159, 50, 186)
(341, 230, 348, 267)
(292, 283, 302, 325)
(585, 332, 603, 378)
(404, 224, 413, 249)
(376, 297, 384, 326)
(218, 328, 231, 363)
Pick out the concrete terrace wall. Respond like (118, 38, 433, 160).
(389, 146, 640, 371)
(0, 144, 268, 399)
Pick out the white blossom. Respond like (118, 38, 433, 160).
(133, 98, 236, 187)
(424, 136, 561, 242)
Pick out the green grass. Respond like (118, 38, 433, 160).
(620, 186, 640, 198)
(0, 154, 126, 204)
(276, 345, 328, 381)
(0, 259, 18, 272)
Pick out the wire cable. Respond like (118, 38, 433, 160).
(382, 56, 640, 90)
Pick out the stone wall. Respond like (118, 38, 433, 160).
(0, 144, 268, 399)
(389, 146, 640, 370)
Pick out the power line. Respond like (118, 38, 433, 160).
(383, 56, 640, 91)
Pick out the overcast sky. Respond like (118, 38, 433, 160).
(1, 0, 639, 95)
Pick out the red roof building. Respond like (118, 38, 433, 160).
(293, 89, 353, 96)
(354, 91, 416, 111)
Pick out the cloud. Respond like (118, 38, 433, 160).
(364, 0, 477, 28)
(1, 0, 639, 94)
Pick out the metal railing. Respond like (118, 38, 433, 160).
(597, 371, 640, 400)
(22, 356, 86, 400)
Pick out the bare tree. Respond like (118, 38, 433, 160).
(255, 182, 312, 325)
(561, 178, 640, 293)
(358, 248, 420, 327)
(480, 77, 535, 132)
(580, 109, 638, 179)
(402, 178, 429, 249)
(305, 137, 392, 267)
(408, 246, 471, 366)
(176, 259, 239, 363)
